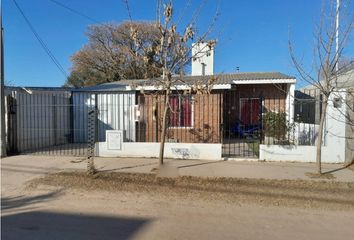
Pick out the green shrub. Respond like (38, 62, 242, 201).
(263, 111, 288, 140)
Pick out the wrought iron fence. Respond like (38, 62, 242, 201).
(4, 87, 319, 158)
(293, 88, 321, 146)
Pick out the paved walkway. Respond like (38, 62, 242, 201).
(95, 157, 354, 181)
(2, 155, 354, 193)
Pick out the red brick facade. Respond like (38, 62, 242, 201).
(137, 84, 287, 144)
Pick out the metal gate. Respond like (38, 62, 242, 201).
(5, 90, 137, 157)
(5, 91, 91, 156)
(222, 91, 263, 158)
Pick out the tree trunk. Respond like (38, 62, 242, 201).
(158, 92, 170, 166)
(87, 157, 96, 175)
(316, 96, 328, 174)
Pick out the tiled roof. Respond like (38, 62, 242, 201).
(74, 72, 295, 92)
(134, 72, 295, 86)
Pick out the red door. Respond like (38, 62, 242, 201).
(240, 99, 260, 125)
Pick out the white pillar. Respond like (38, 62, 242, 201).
(286, 83, 295, 124)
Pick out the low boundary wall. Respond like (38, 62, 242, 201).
(259, 145, 345, 163)
(96, 141, 222, 160)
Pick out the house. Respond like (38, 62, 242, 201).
(67, 42, 297, 160)
(3, 43, 297, 161)
(79, 75, 296, 159)
(261, 64, 354, 164)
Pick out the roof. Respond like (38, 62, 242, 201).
(4, 72, 296, 94)
(5, 86, 71, 95)
(135, 72, 295, 91)
(85, 72, 294, 91)
(70, 80, 146, 92)
(299, 61, 354, 91)
(70, 72, 296, 92)
(135, 72, 295, 85)
(5, 86, 71, 91)
(300, 67, 354, 91)
(336, 68, 354, 89)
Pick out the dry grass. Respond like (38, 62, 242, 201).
(305, 172, 335, 179)
(28, 171, 354, 210)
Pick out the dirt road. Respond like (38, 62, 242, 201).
(2, 170, 354, 240)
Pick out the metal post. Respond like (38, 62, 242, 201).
(0, 0, 6, 157)
(87, 106, 97, 174)
(335, 0, 340, 74)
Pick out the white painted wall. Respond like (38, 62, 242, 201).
(260, 90, 348, 163)
(293, 123, 319, 146)
(286, 83, 295, 124)
(96, 141, 222, 160)
(325, 90, 347, 151)
(259, 145, 344, 163)
(72, 92, 136, 143)
(191, 42, 214, 76)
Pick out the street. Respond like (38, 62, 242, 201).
(1, 156, 354, 240)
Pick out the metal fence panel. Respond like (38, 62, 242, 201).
(15, 91, 71, 153)
(293, 88, 321, 146)
(72, 92, 136, 143)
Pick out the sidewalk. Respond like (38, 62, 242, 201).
(2, 155, 354, 194)
(94, 157, 354, 181)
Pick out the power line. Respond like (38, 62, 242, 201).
(12, 0, 68, 78)
(45, 0, 131, 38)
(123, 0, 133, 22)
(47, 0, 100, 24)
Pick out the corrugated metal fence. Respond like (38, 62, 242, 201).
(5, 90, 136, 156)
(7, 91, 73, 154)
(72, 92, 136, 143)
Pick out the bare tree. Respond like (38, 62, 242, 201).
(66, 22, 170, 87)
(289, 0, 354, 174)
(124, 0, 220, 165)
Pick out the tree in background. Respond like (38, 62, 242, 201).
(66, 21, 183, 87)
(123, 0, 220, 166)
(289, 0, 354, 174)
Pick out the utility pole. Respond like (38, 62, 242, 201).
(335, 0, 340, 73)
(0, 0, 6, 157)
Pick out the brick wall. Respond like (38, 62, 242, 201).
(137, 84, 287, 144)
(137, 91, 222, 143)
(223, 84, 287, 128)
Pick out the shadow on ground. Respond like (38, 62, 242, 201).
(100, 159, 226, 173)
(177, 160, 226, 169)
(1, 191, 62, 212)
(99, 162, 157, 172)
(322, 166, 349, 175)
(2, 211, 150, 240)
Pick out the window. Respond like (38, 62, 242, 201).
(169, 95, 193, 127)
(240, 98, 260, 125)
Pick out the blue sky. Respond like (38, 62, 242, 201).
(3, 0, 354, 88)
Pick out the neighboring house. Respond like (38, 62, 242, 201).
(335, 65, 354, 164)
(261, 64, 354, 164)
